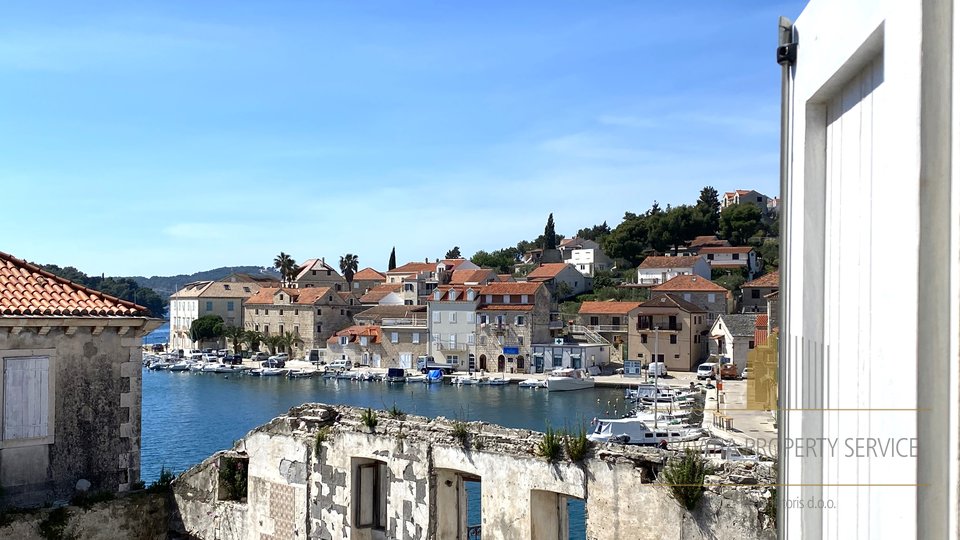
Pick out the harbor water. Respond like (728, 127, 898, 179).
(141, 366, 630, 537)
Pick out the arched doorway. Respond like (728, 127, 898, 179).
(479, 354, 487, 371)
(497, 355, 505, 372)
(517, 355, 525, 371)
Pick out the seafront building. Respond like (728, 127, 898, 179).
(242, 287, 359, 354)
(168, 275, 272, 351)
(0, 251, 161, 506)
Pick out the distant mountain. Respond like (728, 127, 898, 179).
(127, 266, 282, 297)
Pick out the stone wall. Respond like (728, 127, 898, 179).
(172, 403, 776, 540)
(0, 321, 151, 507)
(0, 490, 169, 540)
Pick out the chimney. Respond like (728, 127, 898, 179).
(425, 257, 428, 263)
(322, 257, 325, 264)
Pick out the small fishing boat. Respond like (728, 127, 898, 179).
(545, 368, 595, 392)
(454, 374, 486, 385)
(518, 378, 546, 388)
(168, 360, 191, 372)
(406, 374, 427, 383)
(287, 368, 315, 379)
(384, 368, 407, 383)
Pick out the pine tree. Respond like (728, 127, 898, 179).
(388, 247, 397, 271)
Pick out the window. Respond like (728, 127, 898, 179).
(749, 340, 756, 349)
(449, 334, 457, 347)
(279, 294, 284, 301)
(339, 336, 348, 345)
(466, 312, 475, 323)
(317, 324, 322, 332)
(295, 309, 299, 315)
(340, 309, 345, 315)
(434, 291, 441, 301)
(486, 295, 493, 303)
(206, 301, 213, 311)
(279, 310, 284, 316)
(312, 270, 317, 276)
(294, 325, 299, 334)
(404, 300, 414, 305)
(752, 289, 761, 299)
(354, 282, 359, 289)
(467, 334, 475, 345)
(516, 316, 525, 326)
(243, 287, 251, 293)
(2, 355, 53, 443)
(227, 301, 235, 312)
(732, 253, 740, 261)
(433, 311, 441, 323)
(279, 325, 284, 335)
(354, 460, 388, 529)
(264, 325, 269, 335)
(479, 314, 488, 324)
(412, 333, 420, 344)
(683, 293, 691, 302)
(641, 334, 648, 344)
(496, 315, 505, 325)
(670, 335, 677, 345)
(480, 336, 487, 345)
(391, 332, 399, 344)
(521, 295, 528, 303)
(449, 312, 456, 323)
(449, 290, 456, 301)
(707, 294, 716, 303)
(255, 324, 260, 332)
(518, 336, 523, 345)
(590, 316, 599, 326)
(265, 309, 269, 315)
(432, 333, 440, 343)
(466, 290, 475, 301)
(503, 295, 510, 304)
(707, 254, 714, 260)
(360, 336, 369, 347)
(255, 309, 260, 315)
(317, 309, 322, 315)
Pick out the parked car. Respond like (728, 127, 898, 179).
(274, 353, 289, 362)
(250, 352, 269, 362)
(262, 358, 286, 368)
(646, 361, 668, 378)
(326, 359, 353, 372)
(741, 367, 752, 379)
(697, 362, 718, 380)
(718, 363, 739, 380)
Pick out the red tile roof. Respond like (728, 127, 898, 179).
(244, 287, 335, 305)
(359, 283, 403, 303)
(477, 305, 534, 312)
(496, 274, 514, 282)
(387, 262, 436, 275)
(328, 325, 381, 344)
(294, 258, 341, 281)
(450, 268, 496, 285)
(638, 294, 705, 313)
(353, 267, 386, 281)
(430, 285, 480, 302)
(638, 255, 704, 269)
(0, 251, 148, 317)
(652, 275, 727, 292)
(526, 263, 571, 279)
(755, 314, 769, 328)
(578, 301, 643, 315)
(688, 235, 730, 248)
(698, 246, 754, 254)
(479, 282, 543, 295)
(743, 271, 780, 288)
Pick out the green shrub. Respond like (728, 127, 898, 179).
(536, 424, 564, 462)
(218, 457, 248, 502)
(660, 449, 709, 510)
(564, 423, 591, 462)
(69, 490, 114, 509)
(388, 403, 406, 420)
(361, 408, 378, 431)
(315, 426, 330, 457)
(451, 420, 470, 448)
(37, 507, 70, 540)
(147, 467, 175, 493)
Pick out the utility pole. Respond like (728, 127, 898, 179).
(654, 326, 660, 429)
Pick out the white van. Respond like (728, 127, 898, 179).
(697, 362, 718, 380)
(326, 359, 353, 372)
(647, 361, 668, 377)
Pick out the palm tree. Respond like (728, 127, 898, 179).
(263, 334, 285, 356)
(223, 326, 246, 355)
(273, 252, 298, 284)
(280, 331, 302, 356)
(242, 330, 263, 352)
(340, 253, 359, 289)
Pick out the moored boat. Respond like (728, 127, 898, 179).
(545, 368, 595, 392)
(587, 417, 704, 446)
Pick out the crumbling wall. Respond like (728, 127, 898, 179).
(0, 490, 168, 540)
(172, 403, 777, 540)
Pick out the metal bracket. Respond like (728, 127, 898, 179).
(777, 42, 797, 65)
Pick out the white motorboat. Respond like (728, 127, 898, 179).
(454, 375, 485, 385)
(168, 360, 191, 372)
(214, 364, 243, 374)
(337, 371, 357, 380)
(201, 362, 222, 373)
(189, 362, 204, 372)
(518, 378, 547, 388)
(587, 417, 704, 446)
(149, 361, 174, 371)
(481, 377, 509, 386)
(260, 367, 287, 377)
(406, 375, 427, 383)
(545, 368, 595, 392)
(287, 368, 315, 379)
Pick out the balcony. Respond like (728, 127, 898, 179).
(637, 321, 682, 332)
(587, 324, 628, 333)
(380, 317, 428, 328)
(433, 342, 470, 352)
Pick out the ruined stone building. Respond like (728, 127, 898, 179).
(0, 251, 161, 506)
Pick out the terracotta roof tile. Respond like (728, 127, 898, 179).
(496, 274, 514, 282)
(477, 305, 535, 312)
(652, 275, 727, 292)
(450, 268, 496, 285)
(743, 270, 780, 288)
(638, 255, 705, 269)
(698, 246, 754, 254)
(578, 301, 643, 315)
(688, 235, 730, 248)
(755, 314, 769, 328)
(638, 294, 705, 314)
(0, 251, 148, 317)
(526, 263, 571, 279)
(294, 258, 341, 281)
(478, 282, 543, 295)
(359, 283, 403, 303)
(387, 262, 436, 275)
(328, 325, 381, 344)
(244, 287, 336, 305)
(353, 267, 386, 281)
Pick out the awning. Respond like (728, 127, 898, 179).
(533, 353, 544, 358)
(570, 353, 582, 359)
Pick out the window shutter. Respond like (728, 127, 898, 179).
(4, 356, 49, 440)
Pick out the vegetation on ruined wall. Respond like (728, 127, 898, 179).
(219, 457, 249, 502)
(660, 449, 710, 510)
(361, 408, 378, 431)
(536, 424, 564, 462)
(563, 423, 591, 462)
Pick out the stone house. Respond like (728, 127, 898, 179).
(635, 255, 711, 286)
(426, 285, 481, 370)
(577, 301, 641, 362)
(650, 275, 730, 324)
(243, 287, 358, 355)
(475, 282, 553, 373)
(354, 306, 429, 369)
(698, 246, 760, 279)
(526, 263, 591, 299)
(293, 258, 345, 291)
(168, 277, 266, 351)
(350, 268, 386, 295)
(0, 252, 161, 506)
(384, 261, 438, 305)
(626, 295, 709, 374)
(721, 189, 772, 214)
(709, 313, 759, 374)
(325, 325, 384, 367)
(740, 271, 779, 313)
(558, 238, 614, 277)
(358, 283, 404, 306)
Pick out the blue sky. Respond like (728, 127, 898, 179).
(1, 1, 806, 277)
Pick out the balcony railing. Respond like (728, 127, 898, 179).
(380, 317, 428, 327)
(587, 324, 628, 333)
(432, 342, 470, 352)
(637, 322, 682, 332)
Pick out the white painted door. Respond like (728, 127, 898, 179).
(3, 356, 49, 440)
(399, 353, 412, 369)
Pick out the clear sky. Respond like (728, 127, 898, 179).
(1, 1, 807, 278)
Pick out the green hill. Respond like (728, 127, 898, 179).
(127, 266, 281, 297)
